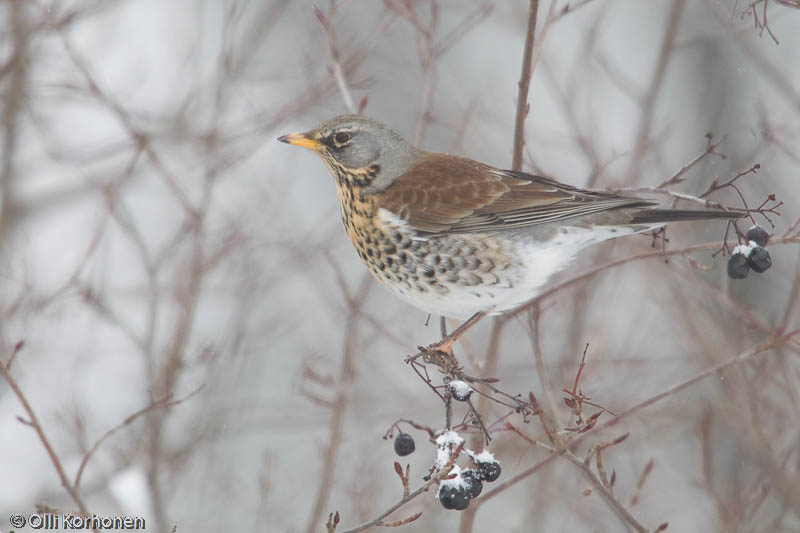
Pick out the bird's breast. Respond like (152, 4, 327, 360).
(333, 185, 537, 317)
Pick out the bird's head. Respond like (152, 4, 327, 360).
(278, 115, 422, 191)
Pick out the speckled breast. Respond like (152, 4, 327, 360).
(334, 183, 523, 317)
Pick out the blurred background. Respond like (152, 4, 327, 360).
(1, 0, 799, 531)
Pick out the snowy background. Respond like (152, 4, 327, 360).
(1, 1, 800, 532)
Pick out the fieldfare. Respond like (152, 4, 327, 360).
(278, 115, 743, 321)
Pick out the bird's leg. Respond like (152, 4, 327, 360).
(432, 310, 488, 353)
(413, 311, 488, 369)
(406, 311, 489, 369)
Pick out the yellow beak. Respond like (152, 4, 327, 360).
(277, 132, 322, 150)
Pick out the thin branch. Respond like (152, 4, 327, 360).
(5, 339, 25, 370)
(337, 465, 450, 533)
(508, 233, 800, 319)
(629, 459, 655, 506)
(456, 318, 506, 532)
(600, 336, 798, 434)
(0, 0, 29, 244)
(710, 1, 800, 112)
(512, 0, 540, 171)
(698, 164, 761, 198)
(656, 134, 727, 188)
(529, 304, 563, 428)
(477, 331, 800, 506)
(508, 424, 647, 532)
(552, 0, 600, 22)
(74, 386, 203, 489)
(627, 0, 686, 183)
(0, 359, 92, 523)
(434, 2, 494, 57)
(331, 45, 357, 114)
(560, 447, 648, 532)
(316, 6, 358, 114)
(303, 259, 372, 533)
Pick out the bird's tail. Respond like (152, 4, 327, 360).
(629, 208, 746, 225)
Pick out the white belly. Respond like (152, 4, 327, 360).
(381, 225, 644, 319)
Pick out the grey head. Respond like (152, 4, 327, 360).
(278, 115, 424, 191)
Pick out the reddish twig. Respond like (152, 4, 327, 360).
(335, 454, 457, 533)
(478, 331, 800, 508)
(5, 339, 25, 370)
(74, 386, 203, 489)
(656, 132, 728, 188)
(512, 0, 540, 171)
(629, 459, 655, 506)
(315, 5, 358, 114)
(627, 0, 686, 184)
(0, 358, 92, 523)
(507, 423, 649, 533)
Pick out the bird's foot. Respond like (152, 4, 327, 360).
(405, 311, 489, 371)
(418, 337, 460, 372)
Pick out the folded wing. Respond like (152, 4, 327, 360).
(377, 152, 653, 236)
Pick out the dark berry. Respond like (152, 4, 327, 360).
(476, 461, 501, 482)
(394, 433, 415, 456)
(747, 246, 772, 273)
(746, 226, 769, 247)
(727, 253, 749, 279)
(461, 470, 483, 499)
(439, 484, 470, 510)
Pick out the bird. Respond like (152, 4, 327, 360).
(278, 115, 743, 325)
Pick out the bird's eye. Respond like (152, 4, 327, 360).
(333, 131, 351, 145)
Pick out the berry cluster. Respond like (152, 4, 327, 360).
(434, 431, 502, 511)
(391, 429, 502, 511)
(727, 225, 772, 279)
(437, 455, 501, 510)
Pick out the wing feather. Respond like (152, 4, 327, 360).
(377, 153, 652, 236)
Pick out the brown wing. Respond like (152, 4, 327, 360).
(377, 152, 653, 236)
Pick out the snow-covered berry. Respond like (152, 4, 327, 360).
(461, 470, 483, 499)
(394, 433, 415, 456)
(476, 460, 501, 482)
(747, 246, 772, 273)
(727, 252, 749, 279)
(447, 380, 473, 402)
(438, 484, 470, 510)
(746, 226, 769, 248)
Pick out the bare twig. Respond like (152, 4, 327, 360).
(528, 304, 563, 428)
(0, 359, 92, 523)
(552, 0, 600, 21)
(629, 459, 655, 506)
(337, 457, 457, 533)
(303, 263, 372, 533)
(560, 446, 649, 533)
(74, 386, 203, 489)
(512, 0, 540, 171)
(434, 2, 494, 57)
(656, 133, 727, 188)
(508, 423, 649, 533)
(627, 0, 686, 184)
(316, 6, 358, 114)
(5, 339, 25, 370)
(710, 1, 800, 112)
(478, 331, 800, 506)
(0, 0, 28, 244)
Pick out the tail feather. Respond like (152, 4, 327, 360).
(629, 208, 745, 225)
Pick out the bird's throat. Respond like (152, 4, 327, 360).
(325, 158, 381, 189)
